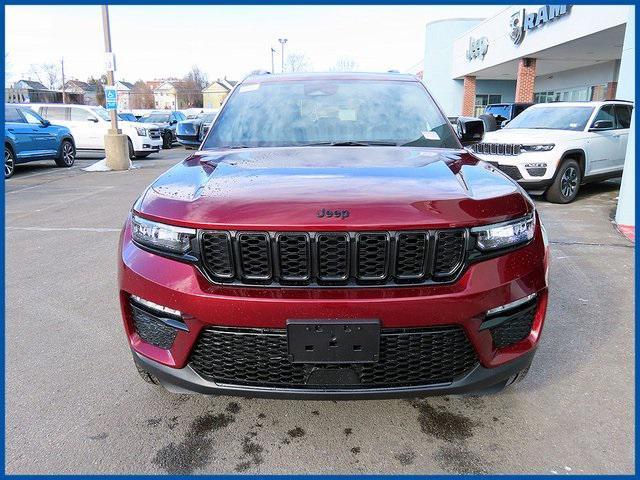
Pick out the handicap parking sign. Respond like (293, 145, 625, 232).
(105, 86, 118, 111)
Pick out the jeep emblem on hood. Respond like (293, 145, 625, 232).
(317, 208, 350, 219)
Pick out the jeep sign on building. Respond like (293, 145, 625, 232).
(423, 5, 633, 117)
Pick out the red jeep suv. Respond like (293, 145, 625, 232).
(119, 72, 549, 398)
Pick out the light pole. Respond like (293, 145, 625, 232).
(278, 38, 287, 73)
(270, 47, 276, 73)
(101, 5, 129, 170)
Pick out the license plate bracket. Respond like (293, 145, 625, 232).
(287, 320, 380, 364)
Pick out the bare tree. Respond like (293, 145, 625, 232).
(28, 63, 60, 89)
(130, 80, 155, 109)
(331, 56, 357, 72)
(284, 53, 310, 73)
(182, 65, 208, 108)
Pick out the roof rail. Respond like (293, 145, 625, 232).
(603, 98, 633, 103)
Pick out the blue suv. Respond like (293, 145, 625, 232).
(5, 104, 76, 179)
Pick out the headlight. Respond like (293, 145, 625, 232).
(131, 214, 195, 254)
(135, 127, 147, 136)
(471, 214, 535, 251)
(521, 144, 554, 152)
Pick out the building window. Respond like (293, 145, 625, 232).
(534, 85, 607, 104)
(474, 94, 501, 116)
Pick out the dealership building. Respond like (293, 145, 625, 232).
(423, 5, 634, 117)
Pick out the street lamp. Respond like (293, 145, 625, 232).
(278, 38, 288, 73)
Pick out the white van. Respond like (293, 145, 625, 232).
(28, 104, 162, 159)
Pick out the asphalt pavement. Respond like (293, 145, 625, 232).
(5, 147, 634, 474)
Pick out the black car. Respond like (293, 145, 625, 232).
(175, 112, 218, 148)
(482, 102, 533, 130)
(139, 111, 186, 149)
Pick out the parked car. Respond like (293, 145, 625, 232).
(120, 72, 549, 398)
(4, 104, 76, 178)
(471, 100, 633, 203)
(175, 111, 218, 148)
(139, 111, 186, 149)
(483, 102, 533, 129)
(28, 103, 162, 159)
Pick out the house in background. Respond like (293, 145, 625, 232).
(64, 80, 99, 106)
(114, 80, 134, 110)
(153, 81, 199, 110)
(202, 78, 237, 108)
(5, 80, 57, 103)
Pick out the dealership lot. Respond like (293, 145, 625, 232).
(5, 148, 634, 474)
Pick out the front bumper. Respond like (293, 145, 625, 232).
(176, 135, 201, 147)
(474, 152, 559, 189)
(119, 219, 549, 397)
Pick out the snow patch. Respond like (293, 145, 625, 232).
(82, 158, 137, 172)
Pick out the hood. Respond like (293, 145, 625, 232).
(482, 128, 585, 144)
(136, 147, 532, 230)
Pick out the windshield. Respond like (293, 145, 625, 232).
(203, 80, 458, 149)
(485, 105, 511, 121)
(506, 106, 594, 131)
(142, 114, 170, 123)
(91, 107, 111, 121)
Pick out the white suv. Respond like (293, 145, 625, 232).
(28, 104, 162, 159)
(470, 100, 633, 203)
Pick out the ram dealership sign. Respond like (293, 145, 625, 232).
(466, 36, 489, 61)
(509, 5, 571, 45)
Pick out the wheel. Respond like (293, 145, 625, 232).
(545, 158, 581, 204)
(5, 146, 15, 179)
(163, 132, 173, 149)
(55, 139, 75, 168)
(127, 138, 135, 160)
(135, 363, 160, 385)
(135, 153, 151, 159)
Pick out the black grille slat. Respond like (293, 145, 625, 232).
(238, 233, 272, 281)
(395, 233, 428, 280)
(277, 233, 310, 281)
(189, 326, 478, 389)
(316, 233, 350, 282)
(433, 230, 466, 277)
(201, 232, 234, 279)
(356, 233, 389, 280)
(199, 229, 470, 287)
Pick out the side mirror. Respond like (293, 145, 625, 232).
(456, 116, 484, 146)
(170, 120, 177, 125)
(41, 119, 51, 127)
(87, 117, 99, 123)
(500, 120, 510, 129)
(590, 119, 614, 131)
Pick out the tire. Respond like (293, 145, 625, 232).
(163, 132, 173, 149)
(135, 363, 160, 386)
(55, 139, 75, 168)
(545, 158, 581, 204)
(135, 153, 151, 159)
(127, 138, 135, 160)
(5, 145, 15, 179)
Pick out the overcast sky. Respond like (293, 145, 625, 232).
(6, 5, 503, 86)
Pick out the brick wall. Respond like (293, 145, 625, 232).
(461, 76, 476, 116)
(605, 81, 618, 100)
(515, 58, 537, 103)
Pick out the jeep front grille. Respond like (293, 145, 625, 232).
(199, 229, 468, 287)
(472, 143, 521, 156)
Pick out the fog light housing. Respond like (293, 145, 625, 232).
(486, 293, 537, 316)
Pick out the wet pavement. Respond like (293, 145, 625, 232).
(5, 148, 634, 473)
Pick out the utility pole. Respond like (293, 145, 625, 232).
(61, 58, 66, 104)
(101, 5, 129, 170)
(278, 38, 288, 73)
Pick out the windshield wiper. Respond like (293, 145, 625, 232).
(302, 140, 398, 147)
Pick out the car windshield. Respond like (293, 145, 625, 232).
(203, 79, 458, 149)
(506, 106, 594, 131)
(91, 107, 111, 121)
(142, 114, 170, 123)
